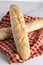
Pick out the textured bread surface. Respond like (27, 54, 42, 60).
(0, 27, 12, 40)
(10, 5, 30, 60)
(26, 19, 43, 32)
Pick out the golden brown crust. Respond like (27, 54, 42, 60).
(0, 27, 12, 40)
(10, 5, 30, 60)
(26, 18, 43, 32)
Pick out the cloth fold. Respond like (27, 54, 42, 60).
(0, 11, 43, 64)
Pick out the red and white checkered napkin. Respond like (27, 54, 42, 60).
(0, 11, 43, 64)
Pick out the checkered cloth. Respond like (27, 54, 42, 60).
(0, 11, 43, 64)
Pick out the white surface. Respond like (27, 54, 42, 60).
(0, 1, 43, 65)
(0, 0, 43, 2)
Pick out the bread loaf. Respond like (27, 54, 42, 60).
(10, 5, 30, 60)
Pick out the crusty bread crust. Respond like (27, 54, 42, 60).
(26, 18, 43, 32)
(10, 5, 30, 60)
(0, 27, 12, 40)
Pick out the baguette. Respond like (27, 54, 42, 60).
(26, 19, 43, 32)
(0, 27, 12, 40)
(9, 5, 30, 60)
(0, 19, 43, 40)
